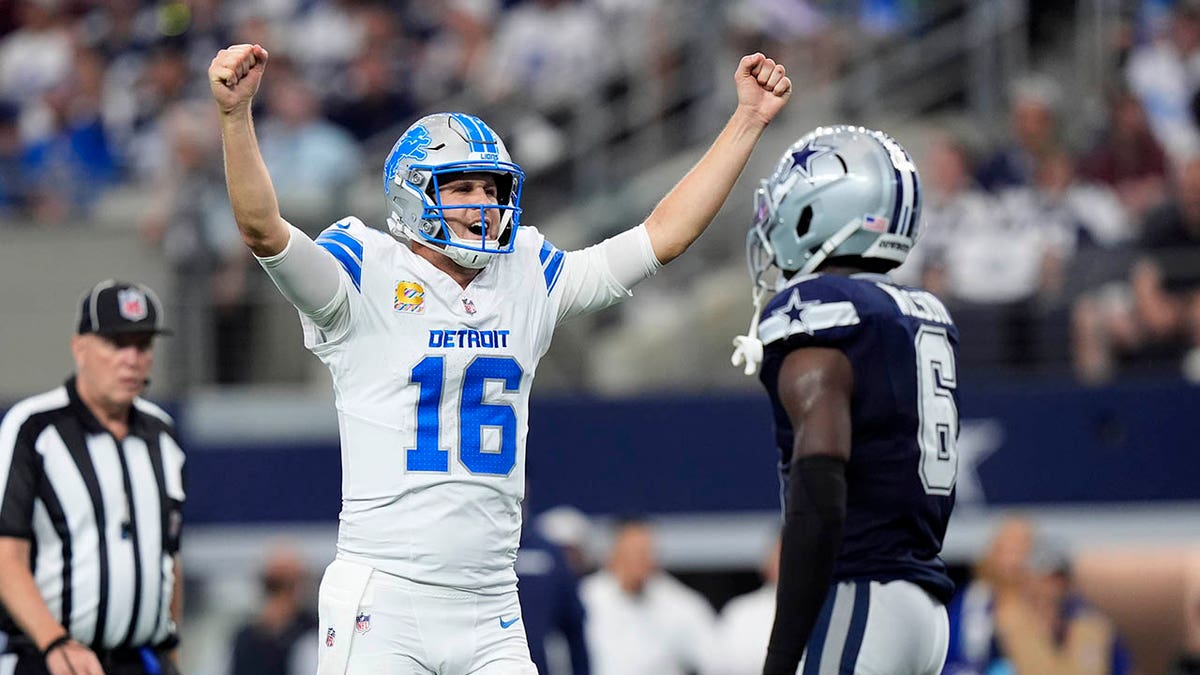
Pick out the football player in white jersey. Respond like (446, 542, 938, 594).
(208, 43, 791, 674)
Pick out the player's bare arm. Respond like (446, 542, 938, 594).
(209, 43, 290, 257)
(764, 347, 853, 675)
(643, 53, 791, 264)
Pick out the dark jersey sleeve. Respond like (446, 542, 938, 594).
(758, 276, 866, 358)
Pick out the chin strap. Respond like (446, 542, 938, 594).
(731, 284, 769, 376)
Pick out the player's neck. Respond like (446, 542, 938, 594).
(410, 241, 482, 289)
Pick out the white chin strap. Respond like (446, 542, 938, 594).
(730, 221, 862, 376)
(730, 285, 769, 376)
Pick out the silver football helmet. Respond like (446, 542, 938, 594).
(384, 112, 525, 269)
(732, 125, 921, 376)
(746, 125, 921, 291)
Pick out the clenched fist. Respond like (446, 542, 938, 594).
(209, 44, 269, 115)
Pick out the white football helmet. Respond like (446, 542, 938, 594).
(746, 125, 921, 291)
(384, 112, 525, 269)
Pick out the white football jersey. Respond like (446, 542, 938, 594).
(299, 217, 631, 592)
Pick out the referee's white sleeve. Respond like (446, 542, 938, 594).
(556, 223, 662, 324)
(256, 224, 349, 331)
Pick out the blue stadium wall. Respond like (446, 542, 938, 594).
(175, 378, 1200, 525)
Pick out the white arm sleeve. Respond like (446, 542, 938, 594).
(255, 224, 350, 336)
(556, 223, 662, 324)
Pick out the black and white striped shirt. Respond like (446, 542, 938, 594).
(0, 377, 185, 651)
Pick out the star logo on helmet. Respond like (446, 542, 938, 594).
(791, 138, 837, 177)
(772, 290, 822, 335)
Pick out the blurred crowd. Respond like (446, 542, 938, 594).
(4, 0, 1200, 389)
(213, 511, 1200, 675)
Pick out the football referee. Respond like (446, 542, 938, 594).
(0, 280, 185, 675)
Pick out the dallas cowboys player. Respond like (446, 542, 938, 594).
(208, 43, 791, 673)
(730, 127, 957, 675)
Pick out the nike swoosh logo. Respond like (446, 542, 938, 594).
(499, 616, 520, 629)
(334, 221, 351, 229)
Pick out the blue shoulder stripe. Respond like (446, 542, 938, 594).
(317, 230, 364, 261)
(317, 240, 362, 292)
(544, 250, 565, 294)
(539, 239, 565, 294)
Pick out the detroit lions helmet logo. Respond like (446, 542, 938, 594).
(383, 125, 433, 187)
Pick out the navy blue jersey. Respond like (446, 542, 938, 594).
(757, 272, 958, 603)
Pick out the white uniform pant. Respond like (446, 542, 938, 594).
(315, 558, 537, 675)
(797, 579, 949, 675)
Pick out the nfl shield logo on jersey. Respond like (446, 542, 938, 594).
(325, 627, 336, 647)
(117, 288, 148, 321)
(395, 281, 426, 314)
(462, 297, 477, 315)
(355, 613, 371, 634)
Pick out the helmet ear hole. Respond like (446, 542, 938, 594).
(795, 205, 813, 239)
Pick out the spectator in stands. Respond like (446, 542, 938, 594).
(705, 537, 780, 675)
(0, 99, 26, 218)
(21, 46, 120, 224)
(976, 75, 1062, 192)
(1126, 0, 1200, 163)
(140, 100, 251, 386)
(910, 132, 1063, 368)
(992, 537, 1132, 675)
(581, 517, 717, 675)
(256, 57, 362, 231)
(1080, 88, 1169, 222)
(945, 517, 1036, 674)
(945, 518, 1132, 675)
(1073, 157, 1200, 383)
(0, 0, 73, 124)
(118, 38, 200, 182)
(516, 521, 591, 675)
(537, 505, 599, 577)
(229, 545, 318, 675)
(327, 45, 416, 144)
(410, 0, 497, 106)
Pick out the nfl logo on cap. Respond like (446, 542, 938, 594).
(77, 279, 172, 336)
(118, 288, 149, 321)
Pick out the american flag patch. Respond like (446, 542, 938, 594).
(863, 215, 890, 233)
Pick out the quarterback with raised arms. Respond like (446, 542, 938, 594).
(209, 43, 790, 673)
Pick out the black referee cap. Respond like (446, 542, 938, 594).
(76, 279, 172, 336)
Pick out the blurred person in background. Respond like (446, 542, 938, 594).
(0, 98, 27, 218)
(991, 537, 1131, 675)
(515, 515, 590, 675)
(20, 46, 119, 225)
(1073, 156, 1200, 384)
(731, 126, 956, 674)
(209, 40, 790, 673)
(945, 520, 1132, 675)
(903, 130, 1048, 370)
(140, 100, 252, 386)
(1079, 88, 1169, 223)
(0, 280, 184, 675)
(975, 75, 1062, 192)
(229, 546, 317, 675)
(536, 505, 597, 578)
(580, 517, 716, 675)
(1126, 0, 1200, 163)
(944, 517, 1036, 674)
(255, 56, 362, 232)
(704, 537, 780, 675)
